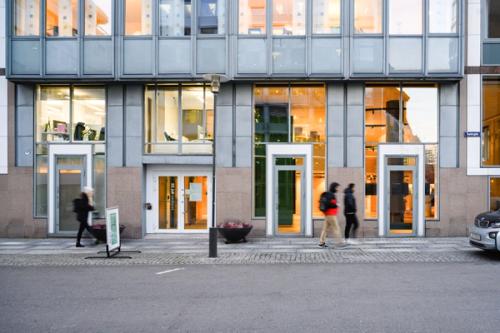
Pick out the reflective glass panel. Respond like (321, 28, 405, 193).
(490, 178, 500, 211)
(389, 169, 414, 235)
(388, 0, 422, 35)
(277, 169, 302, 235)
(272, 0, 306, 35)
(93, 152, 106, 218)
(428, 38, 459, 72)
(239, 0, 266, 34)
(159, 176, 178, 229)
(125, 0, 153, 35)
(354, 0, 382, 34)
(182, 86, 205, 142)
(483, 78, 500, 166)
(364, 145, 377, 219)
(291, 86, 326, 143)
(425, 145, 438, 219)
(389, 38, 422, 72)
(85, 0, 112, 35)
(35, 154, 48, 217)
(72, 87, 106, 142)
(198, 0, 226, 34)
(312, 0, 341, 34)
(160, 0, 192, 36)
(429, 0, 458, 33)
(486, 0, 500, 39)
(254, 85, 289, 143)
(254, 144, 266, 217)
(184, 176, 208, 229)
(313, 143, 326, 217)
(14, 0, 40, 36)
(402, 86, 438, 143)
(46, 0, 78, 36)
(37, 86, 71, 143)
(365, 86, 401, 143)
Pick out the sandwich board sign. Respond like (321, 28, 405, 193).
(106, 207, 120, 255)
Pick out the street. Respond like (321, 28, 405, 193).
(1, 259, 500, 333)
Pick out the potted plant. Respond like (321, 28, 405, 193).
(217, 219, 253, 244)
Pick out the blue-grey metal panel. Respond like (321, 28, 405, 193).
(125, 85, 144, 107)
(125, 106, 142, 137)
(272, 38, 306, 74)
(125, 135, 142, 167)
(346, 136, 363, 168)
(83, 39, 113, 75)
(15, 84, 34, 167)
(16, 136, 34, 167)
(158, 39, 192, 74)
(388, 38, 422, 73)
(311, 38, 342, 74)
(11, 40, 41, 75)
(215, 136, 232, 167)
(439, 82, 459, 168)
(142, 155, 213, 165)
(235, 136, 252, 168)
(124, 85, 143, 167)
(107, 106, 123, 137)
(328, 104, 344, 137)
(440, 106, 458, 138)
(428, 38, 459, 73)
(16, 84, 34, 106)
(46, 39, 79, 75)
(483, 43, 500, 65)
(107, 137, 124, 167)
(439, 136, 458, 168)
(107, 85, 124, 107)
(237, 38, 267, 74)
(328, 137, 344, 168)
(16, 106, 34, 137)
(197, 39, 226, 74)
(439, 83, 459, 106)
(352, 38, 384, 74)
(327, 84, 344, 106)
(123, 39, 154, 75)
(347, 105, 364, 137)
(235, 106, 252, 137)
(235, 83, 252, 106)
(216, 105, 233, 137)
(216, 83, 233, 106)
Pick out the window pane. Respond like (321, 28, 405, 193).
(35, 153, 48, 217)
(15, 0, 40, 36)
(46, 0, 78, 36)
(239, 0, 266, 34)
(486, 0, 500, 39)
(483, 78, 500, 166)
(85, 0, 112, 35)
(272, 0, 306, 35)
(254, 144, 266, 217)
(352, 38, 383, 73)
(389, 38, 422, 72)
(160, 0, 192, 36)
(354, 0, 382, 34)
(37, 86, 70, 142)
(313, 143, 326, 217)
(312, 0, 340, 34)
(182, 86, 205, 142)
(291, 86, 326, 143)
(254, 85, 289, 143)
(198, 0, 226, 34)
(429, 0, 458, 33)
(125, 0, 153, 35)
(490, 178, 500, 211)
(425, 145, 438, 219)
(72, 87, 106, 142)
(428, 38, 459, 72)
(402, 86, 438, 143)
(365, 85, 401, 143)
(389, 0, 422, 35)
(93, 152, 106, 218)
(365, 145, 377, 219)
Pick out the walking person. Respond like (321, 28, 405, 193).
(74, 186, 95, 248)
(319, 182, 345, 248)
(344, 183, 359, 243)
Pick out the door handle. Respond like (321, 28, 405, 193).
(144, 203, 152, 210)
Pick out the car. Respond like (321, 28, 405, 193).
(469, 211, 500, 252)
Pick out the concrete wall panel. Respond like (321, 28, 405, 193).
(83, 39, 113, 75)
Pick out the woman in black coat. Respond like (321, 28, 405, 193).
(74, 187, 95, 247)
(343, 183, 359, 240)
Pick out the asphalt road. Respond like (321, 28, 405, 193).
(1, 262, 500, 333)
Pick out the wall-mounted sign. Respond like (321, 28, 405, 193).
(189, 183, 202, 202)
(464, 131, 481, 138)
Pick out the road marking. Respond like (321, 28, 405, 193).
(156, 268, 185, 275)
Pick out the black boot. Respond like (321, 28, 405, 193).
(76, 243, 85, 248)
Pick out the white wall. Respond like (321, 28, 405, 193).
(0, 0, 8, 174)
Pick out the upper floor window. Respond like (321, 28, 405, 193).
(272, 0, 306, 35)
(482, 77, 500, 166)
(160, 0, 192, 36)
(388, 0, 422, 35)
(239, 0, 266, 35)
(354, 0, 382, 34)
(198, 0, 226, 34)
(84, 0, 112, 36)
(486, 0, 500, 39)
(312, 0, 341, 34)
(429, 0, 458, 34)
(14, 0, 40, 36)
(46, 0, 78, 36)
(125, 0, 153, 35)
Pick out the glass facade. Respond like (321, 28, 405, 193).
(272, 0, 306, 35)
(429, 0, 458, 34)
(14, 0, 40, 36)
(482, 78, 500, 166)
(490, 178, 500, 211)
(198, 0, 225, 34)
(125, 0, 153, 35)
(312, 0, 341, 34)
(160, 0, 192, 36)
(486, 0, 500, 39)
(388, 0, 422, 35)
(239, 0, 266, 34)
(46, 0, 79, 36)
(84, 0, 112, 36)
(354, 0, 382, 34)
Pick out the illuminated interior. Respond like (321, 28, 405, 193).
(312, 0, 341, 34)
(46, 0, 78, 36)
(490, 178, 500, 211)
(276, 158, 303, 235)
(125, 0, 153, 35)
(272, 0, 306, 35)
(388, 169, 414, 235)
(84, 0, 112, 35)
(239, 0, 266, 34)
(482, 78, 500, 166)
(15, 0, 41, 36)
(184, 176, 208, 229)
(354, 0, 382, 33)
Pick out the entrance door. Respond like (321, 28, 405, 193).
(55, 156, 86, 233)
(274, 158, 305, 236)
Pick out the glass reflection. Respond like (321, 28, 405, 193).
(160, 0, 192, 36)
(239, 0, 266, 34)
(490, 178, 500, 211)
(125, 0, 153, 35)
(72, 87, 106, 142)
(354, 0, 382, 34)
(46, 0, 78, 36)
(37, 86, 70, 142)
(402, 86, 438, 144)
(364, 145, 377, 219)
(365, 86, 400, 143)
(15, 0, 40, 36)
(272, 0, 306, 35)
(313, 0, 341, 34)
(425, 145, 437, 219)
(429, 0, 458, 34)
(198, 0, 226, 34)
(85, 0, 112, 35)
(482, 78, 500, 166)
(388, 0, 422, 35)
(486, 0, 500, 39)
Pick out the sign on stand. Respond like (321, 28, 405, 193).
(106, 207, 121, 255)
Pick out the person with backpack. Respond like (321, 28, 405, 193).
(344, 183, 359, 242)
(73, 186, 96, 248)
(319, 182, 345, 248)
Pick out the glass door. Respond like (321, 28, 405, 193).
(183, 176, 208, 230)
(158, 176, 178, 230)
(386, 164, 417, 236)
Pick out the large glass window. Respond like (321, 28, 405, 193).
(364, 84, 439, 219)
(239, 0, 266, 35)
(388, 0, 422, 35)
(482, 77, 500, 166)
(272, 0, 306, 35)
(253, 85, 326, 218)
(46, 0, 78, 36)
(72, 87, 106, 142)
(429, 0, 458, 34)
(160, 0, 192, 36)
(37, 86, 71, 142)
(125, 0, 153, 35)
(354, 0, 382, 34)
(312, 0, 340, 34)
(198, 0, 225, 34)
(14, 0, 40, 36)
(490, 178, 500, 211)
(486, 0, 500, 39)
(145, 85, 214, 154)
(84, 0, 112, 35)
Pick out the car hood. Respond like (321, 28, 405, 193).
(476, 211, 500, 221)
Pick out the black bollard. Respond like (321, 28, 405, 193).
(209, 227, 218, 258)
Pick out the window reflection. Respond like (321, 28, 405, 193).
(72, 87, 106, 141)
(365, 85, 400, 143)
(15, 0, 40, 36)
(239, 0, 266, 34)
(46, 0, 78, 36)
(482, 78, 500, 166)
(489, 178, 500, 211)
(125, 0, 153, 35)
(198, 0, 226, 34)
(388, 0, 422, 35)
(160, 0, 192, 36)
(429, 0, 458, 34)
(272, 0, 306, 35)
(425, 145, 437, 219)
(486, 0, 500, 39)
(354, 0, 382, 34)
(312, 0, 341, 34)
(85, 0, 112, 35)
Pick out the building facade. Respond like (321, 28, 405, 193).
(0, 0, 499, 239)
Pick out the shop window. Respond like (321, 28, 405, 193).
(144, 85, 214, 154)
(253, 85, 326, 218)
(429, 0, 458, 34)
(37, 86, 71, 142)
(312, 0, 341, 34)
(84, 0, 112, 36)
(489, 178, 500, 211)
(160, 0, 192, 36)
(353, 0, 382, 34)
(14, 0, 40, 36)
(482, 77, 500, 166)
(272, 0, 306, 35)
(486, 0, 500, 39)
(72, 87, 106, 142)
(239, 0, 266, 35)
(35, 154, 48, 216)
(388, 0, 422, 35)
(46, 0, 78, 36)
(125, 0, 153, 35)
(198, 0, 225, 34)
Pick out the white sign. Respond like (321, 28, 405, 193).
(106, 207, 120, 252)
(189, 183, 202, 202)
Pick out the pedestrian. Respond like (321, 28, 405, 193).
(73, 186, 95, 248)
(319, 182, 345, 248)
(344, 183, 359, 243)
